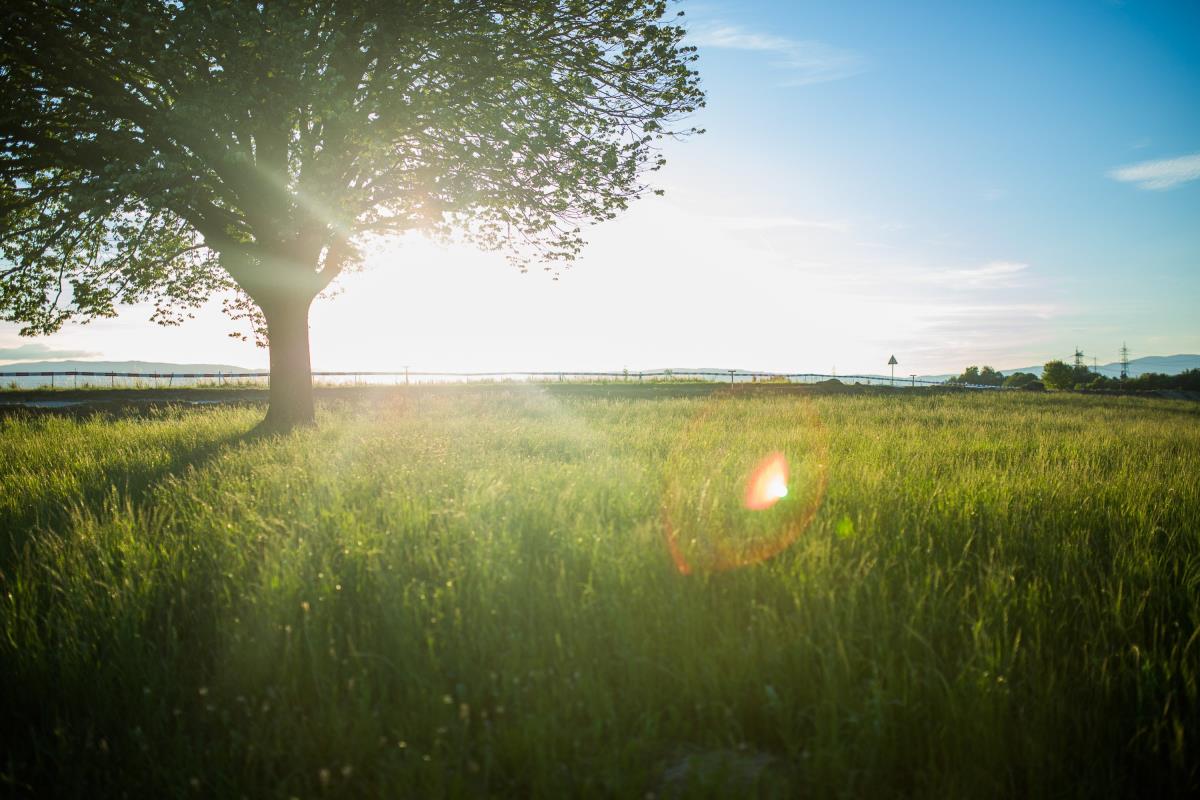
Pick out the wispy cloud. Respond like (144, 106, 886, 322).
(690, 24, 866, 86)
(0, 342, 98, 363)
(1109, 152, 1200, 190)
(714, 216, 851, 233)
(915, 261, 1032, 290)
(945, 261, 1031, 289)
(889, 300, 1068, 372)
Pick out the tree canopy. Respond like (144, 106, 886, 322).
(1001, 371, 1038, 389)
(947, 365, 1004, 387)
(1070, 368, 1200, 393)
(1041, 359, 1111, 390)
(0, 0, 704, 426)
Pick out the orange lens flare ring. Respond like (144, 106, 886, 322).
(661, 388, 828, 575)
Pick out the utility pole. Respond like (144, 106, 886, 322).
(1120, 343, 1130, 380)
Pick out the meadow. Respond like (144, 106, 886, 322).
(1, 386, 1198, 798)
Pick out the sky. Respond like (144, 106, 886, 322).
(2, 0, 1198, 376)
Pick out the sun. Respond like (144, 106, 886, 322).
(743, 451, 789, 511)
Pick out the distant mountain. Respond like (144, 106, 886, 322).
(643, 367, 919, 383)
(0, 359, 257, 374)
(922, 354, 1200, 382)
(653, 356, 1200, 384)
(2, 355, 1197, 388)
(1102, 354, 1200, 376)
(0, 360, 258, 388)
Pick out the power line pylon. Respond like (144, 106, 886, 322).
(1120, 342, 1130, 380)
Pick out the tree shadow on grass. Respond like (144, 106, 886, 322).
(0, 411, 272, 572)
(0, 413, 288, 797)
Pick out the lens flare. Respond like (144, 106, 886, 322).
(660, 388, 829, 575)
(743, 451, 789, 510)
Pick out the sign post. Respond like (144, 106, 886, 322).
(888, 355, 898, 386)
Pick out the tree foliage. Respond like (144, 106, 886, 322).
(0, 0, 704, 334)
(948, 365, 1004, 387)
(1041, 360, 1075, 390)
(1079, 369, 1200, 392)
(1002, 371, 1038, 389)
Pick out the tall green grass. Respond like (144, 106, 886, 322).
(1, 388, 1197, 797)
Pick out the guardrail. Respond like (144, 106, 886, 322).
(0, 368, 1004, 390)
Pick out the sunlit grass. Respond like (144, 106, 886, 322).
(1, 388, 1197, 797)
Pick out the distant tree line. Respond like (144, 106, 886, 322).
(948, 362, 1200, 392)
(1041, 361, 1200, 392)
(946, 366, 1039, 388)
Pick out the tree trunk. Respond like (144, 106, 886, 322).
(260, 295, 316, 430)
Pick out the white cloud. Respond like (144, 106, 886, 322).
(945, 261, 1031, 289)
(0, 341, 98, 363)
(690, 24, 866, 86)
(713, 216, 851, 233)
(912, 261, 1031, 290)
(1109, 152, 1200, 190)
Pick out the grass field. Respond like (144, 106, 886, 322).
(2, 386, 1198, 798)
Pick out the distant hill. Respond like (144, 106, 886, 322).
(2, 355, 1197, 387)
(548, 359, 1200, 384)
(646, 367, 924, 383)
(922, 354, 1200, 382)
(1099, 354, 1200, 376)
(0, 359, 257, 374)
(655, 355, 1200, 384)
(0, 360, 258, 388)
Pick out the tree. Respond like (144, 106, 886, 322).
(1042, 360, 1074, 390)
(948, 365, 1003, 386)
(948, 366, 980, 385)
(1002, 371, 1037, 389)
(1125, 368, 1200, 392)
(0, 1, 704, 428)
(1039, 358, 1095, 390)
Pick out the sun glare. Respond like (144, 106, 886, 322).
(743, 451, 789, 511)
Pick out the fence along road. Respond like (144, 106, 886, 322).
(0, 368, 1004, 390)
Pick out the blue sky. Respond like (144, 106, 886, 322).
(1, 0, 1197, 374)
